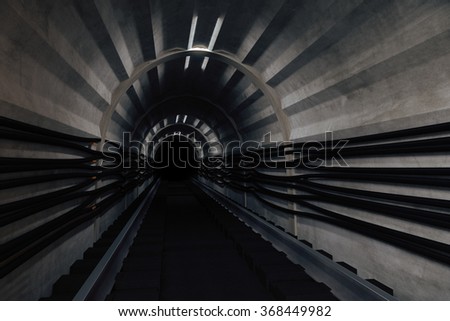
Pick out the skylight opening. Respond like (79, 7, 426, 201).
(201, 57, 209, 71)
(208, 16, 224, 51)
(184, 14, 198, 70)
(184, 56, 191, 70)
(188, 15, 198, 49)
(201, 16, 224, 71)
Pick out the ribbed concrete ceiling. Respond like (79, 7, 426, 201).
(1, 0, 449, 150)
(66, 0, 292, 144)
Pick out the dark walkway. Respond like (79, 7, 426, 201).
(107, 181, 335, 300)
(108, 181, 274, 300)
(44, 180, 336, 301)
(160, 182, 273, 300)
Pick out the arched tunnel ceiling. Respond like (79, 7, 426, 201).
(133, 95, 241, 143)
(149, 124, 218, 158)
(84, 0, 293, 145)
(105, 44, 288, 145)
(1, 0, 449, 149)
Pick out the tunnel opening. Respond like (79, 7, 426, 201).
(152, 134, 201, 181)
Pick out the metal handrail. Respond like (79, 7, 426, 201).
(195, 179, 397, 301)
(73, 178, 160, 300)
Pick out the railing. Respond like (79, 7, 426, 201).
(0, 117, 153, 278)
(196, 180, 397, 300)
(74, 178, 160, 300)
(197, 121, 450, 297)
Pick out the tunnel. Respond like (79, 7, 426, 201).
(152, 134, 201, 180)
(0, 0, 450, 301)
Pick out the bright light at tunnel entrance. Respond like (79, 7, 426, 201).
(185, 15, 223, 71)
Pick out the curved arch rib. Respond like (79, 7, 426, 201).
(132, 95, 241, 142)
(99, 48, 290, 149)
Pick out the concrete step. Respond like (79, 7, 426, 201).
(337, 261, 358, 274)
(70, 259, 98, 274)
(366, 278, 394, 295)
(114, 271, 160, 290)
(52, 274, 87, 295)
(107, 288, 159, 301)
(270, 279, 334, 300)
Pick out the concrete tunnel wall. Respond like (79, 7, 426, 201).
(0, 0, 450, 300)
